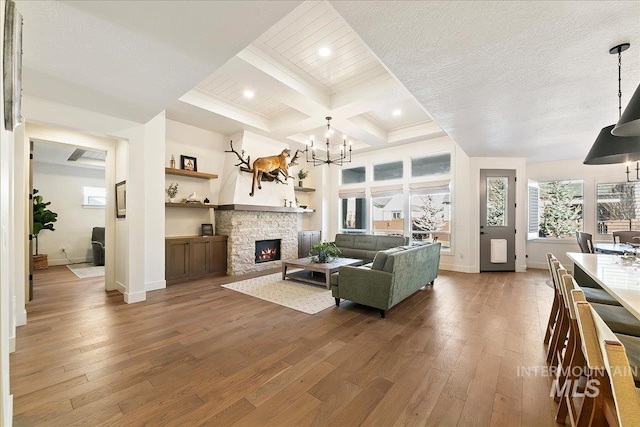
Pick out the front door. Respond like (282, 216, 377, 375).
(480, 169, 516, 272)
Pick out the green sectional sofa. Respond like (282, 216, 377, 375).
(333, 233, 409, 264)
(331, 242, 441, 318)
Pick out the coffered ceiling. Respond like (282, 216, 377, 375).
(168, 1, 441, 153)
(16, 1, 640, 162)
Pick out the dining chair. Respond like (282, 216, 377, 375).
(576, 231, 594, 253)
(568, 298, 640, 426)
(612, 230, 640, 244)
(544, 253, 561, 347)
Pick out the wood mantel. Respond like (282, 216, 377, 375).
(216, 204, 304, 213)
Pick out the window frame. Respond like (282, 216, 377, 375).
(528, 179, 584, 240)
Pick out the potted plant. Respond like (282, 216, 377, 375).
(166, 182, 179, 202)
(32, 189, 58, 269)
(309, 241, 341, 263)
(297, 169, 309, 187)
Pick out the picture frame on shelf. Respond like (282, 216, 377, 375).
(201, 223, 213, 237)
(115, 180, 126, 218)
(180, 155, 197, 172)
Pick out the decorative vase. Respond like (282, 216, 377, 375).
(169, 197, 176, 203)
(317, 250, 329, 263)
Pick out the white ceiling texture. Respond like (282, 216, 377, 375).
(17, 1, 640, 163)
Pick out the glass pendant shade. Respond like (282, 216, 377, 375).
(612, 83, 640, 137)
(583, 124, 640, 165)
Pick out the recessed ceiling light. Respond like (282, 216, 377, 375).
(318, 47, 331, 57)
(392, 109, 402, 117)
(243, 90, 254, 98)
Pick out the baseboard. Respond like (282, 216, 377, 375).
(16, 307, 26, 327)
(527, 261, 548, 270)
(115, 281, 126, 294)
(48, 256, 90, 266)
(439, 263, 477, 273)
(124, 291, 146, 304)
(3, 394, 12, 427)
(145, 280, 166, 291)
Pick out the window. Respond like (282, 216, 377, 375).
(528, 180, 583, 238)
(486, 177, 508, 226)
(412, 153, 451, 177)
(339, 194, 367, 234)
(372, 193, 404, 236)
(410, 181, 451, 248)
(83, 186, 106, 207)
(341, 166, 366, 185)
(373, 161, 403, 181)
(597, 182, 640, 234)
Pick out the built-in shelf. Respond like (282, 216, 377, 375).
(165, 168, 218, 180)
(165, 202, 217, 209)
(294, 186, 315, 192)
(300, 208, 315, 213)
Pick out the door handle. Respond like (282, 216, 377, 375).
(480, 232, 485, 235)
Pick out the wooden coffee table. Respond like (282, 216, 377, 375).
(282, 257, 363, 289)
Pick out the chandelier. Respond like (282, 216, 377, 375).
(305, 117, 352, 166)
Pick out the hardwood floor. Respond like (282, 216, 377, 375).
(11, 265, 561, 426)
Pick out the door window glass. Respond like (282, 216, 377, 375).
(486, 177, 508, 226)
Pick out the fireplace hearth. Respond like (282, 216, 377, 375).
(255, 239, 281, 264)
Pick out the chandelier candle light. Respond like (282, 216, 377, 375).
(305, 117, 352, 166)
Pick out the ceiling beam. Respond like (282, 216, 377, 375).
(179, 89, 271, 131)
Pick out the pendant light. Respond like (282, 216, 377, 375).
(612, 83, 640, 137)
(583, 43, 640, 165)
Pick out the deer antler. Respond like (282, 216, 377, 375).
(224, 140, 251, 170)
(288, 149, 303, 167)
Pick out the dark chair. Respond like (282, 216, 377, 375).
(575, 231, 594, 254)
(91, 227, 105, 266)
(612, 230, 640, 244)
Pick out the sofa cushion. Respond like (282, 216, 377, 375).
(365, 250, 379, 262)
(375, 236, 407, 250)
(354, 235, 378, 250)
(340, 248, 366, 260)
(372, 247, 405, 271)
(335, 234, 355, 248)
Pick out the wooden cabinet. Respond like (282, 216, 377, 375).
(166, 238, 191, 281)
(166, 235, 227, 285)
(210, 238, 227, 275)
(298, 231, 321, 258)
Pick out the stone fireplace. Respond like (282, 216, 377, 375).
(215, 205, 299, 275)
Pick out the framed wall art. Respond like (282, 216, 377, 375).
(3, 0, 23, 131)
(115, 180, 126, 218)
(181, 155, 197, 172)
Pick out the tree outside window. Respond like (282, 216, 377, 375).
(539, 180, 583, 238)
(411, 193, 450, 248)
(486, 177, 507, 226)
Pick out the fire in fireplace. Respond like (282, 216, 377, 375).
(255, 239, 281, 264)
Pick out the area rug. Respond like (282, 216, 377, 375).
(67, 263, 105, 279)
(221, 273, 334, 315)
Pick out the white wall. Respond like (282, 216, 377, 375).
(32, 162, 105, 265)
(218, 131, 296, 207)
(0, 2, 13, 421)
(324, 136, 475, 272)
(165, 119, 225, 236)
(22, 96, 159, 304)
(526, 157, 627, 270)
